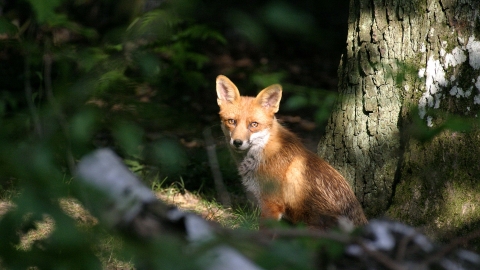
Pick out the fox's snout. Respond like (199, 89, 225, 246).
(232, 139, 244, 148)
(229, 137, 250, 151)
(227, 128, 270, 152)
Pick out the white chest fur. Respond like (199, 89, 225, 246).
(225, 129, 270, 199)
(235, 129, 270, 200)
(238, 149, 262, 199)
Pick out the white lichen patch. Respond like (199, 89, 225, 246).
(418, 56, 447, 119)
(465, 87, 472, 97)
(475, 95, 480, 105)
(444, 47, 466, 68)
(449, 85, 464, 98)
(417, 35, 480, 121)
(449, 86, 458, 96)
(440, 48, 446, 57)
(425, 57, 447, 90)
(466, 36, 480, 70)
(473, 75, 480, 105)
(427, 116, 433, 127)
(418, 68, 425, 78)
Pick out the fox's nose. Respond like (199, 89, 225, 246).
(232, 139, 243, 148)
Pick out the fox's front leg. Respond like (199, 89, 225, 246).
(259, 199, 285, 222)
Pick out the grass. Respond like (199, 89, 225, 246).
(155, 181, 259, 230)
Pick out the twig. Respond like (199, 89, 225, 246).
(357, 241, 406, 270)
(24, 41, 42, 137)
(259, 228, 406, 270)
(395, 232, 415, 262)
(203, 127, 231, 208)
(421, 227, 480, 266)
(43, 42, 76, 173)
(257, 228, 352, 243)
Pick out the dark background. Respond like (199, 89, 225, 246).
(0, 0, 350, 205)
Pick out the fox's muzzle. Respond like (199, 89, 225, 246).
(233, 139, 243, 148)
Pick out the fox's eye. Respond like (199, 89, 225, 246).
(227, 119, 236, 125)
(250, 122, 258, 128)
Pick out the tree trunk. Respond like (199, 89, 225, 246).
(318, 0, 480, 239)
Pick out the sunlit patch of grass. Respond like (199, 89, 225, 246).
(18, 215, 55, 250)
(0, 201, 14, 216)
(156, 184, 234, 225)
(155, 179, 259, 230)
(0, 201, 54, 252)
(59, 198, 98, 225)
(95, 234, 135, 270)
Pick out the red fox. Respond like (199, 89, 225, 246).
(215, 75, 367, 229)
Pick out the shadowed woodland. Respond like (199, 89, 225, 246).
(1, 0, 480, 269)
(0, 0, 348, 209)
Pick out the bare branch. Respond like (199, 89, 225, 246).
(422, 228, 480, 266)
(24, 43, 42, 137)
(204, 127, 231, 207)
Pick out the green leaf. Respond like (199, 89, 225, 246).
(124, 159, 145, 173)
(151, 138, 187, 174)
(95, 69, 128, 93)
(182, 51, 210, 69)
(0, 17, 18, 36)
(0, 92, 17, 117)
(285, 95, 309, 110)
(227, 11, 266, 46)
(317, 238, 345, 260)
(314, 93, 337, 123)
(258, 240, 313, 269)
(113, 121, 144, 157)
(77, 48, 109, 72)
(27, 0, 65, 24)
(70, 109, 98, 145)
(444, 115, 473, 132)
(175, 25, 227, 44)
(126, 9, 181, 42)
(251, 72, 287, 88)
(264, 1, 315, 36)
(140, 9, 182, 29)
(135, 52, 161, 79)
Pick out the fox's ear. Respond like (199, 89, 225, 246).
(216, 75, 240, 106)
(256, 84, 282, 113)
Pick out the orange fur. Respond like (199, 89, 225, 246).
(216, 75, 367, 229)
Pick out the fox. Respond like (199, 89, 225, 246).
(215, 75, 367, 229)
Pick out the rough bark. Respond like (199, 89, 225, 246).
(318, 0, 480, 239)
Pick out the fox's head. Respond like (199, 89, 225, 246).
(216, 75, 282, 152)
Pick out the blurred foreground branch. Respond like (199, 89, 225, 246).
(75, 148, 480, 270)
(76, 148, 260, 269)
